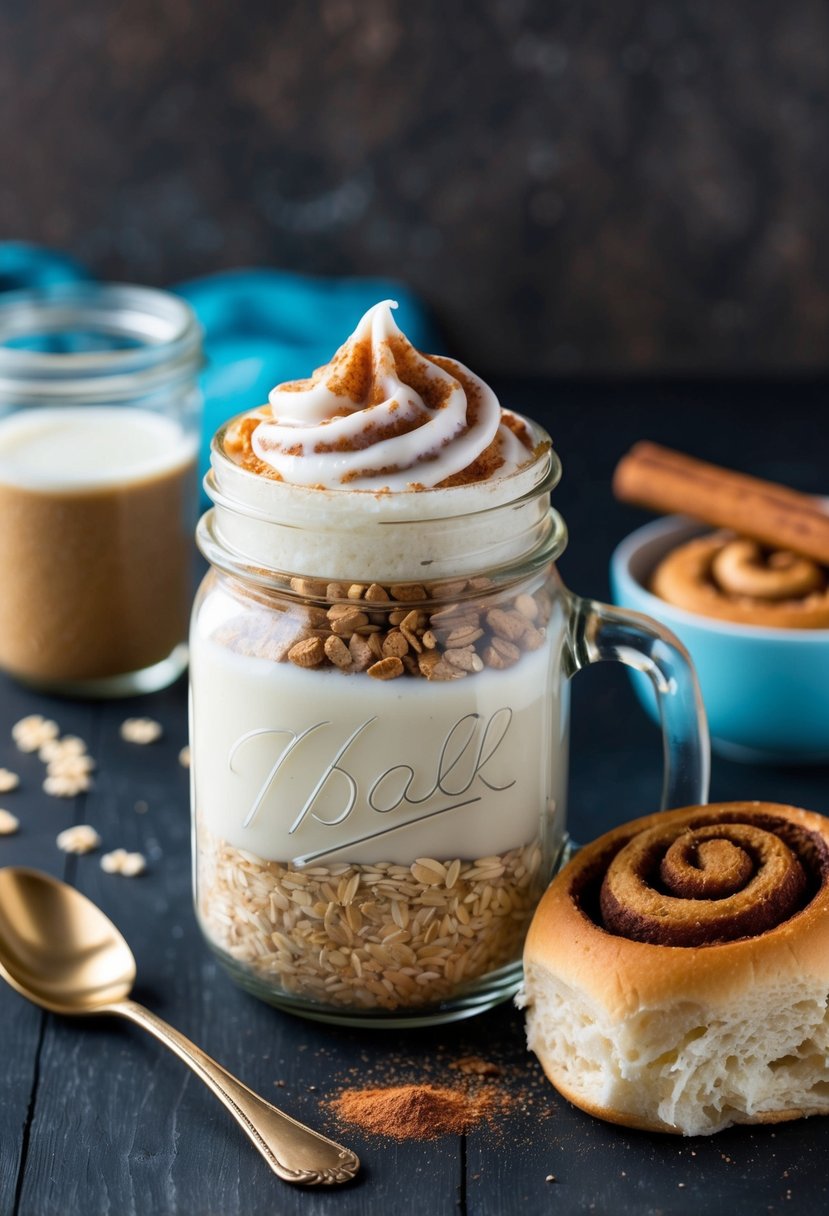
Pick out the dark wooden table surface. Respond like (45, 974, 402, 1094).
(1, 381, 827, 1216)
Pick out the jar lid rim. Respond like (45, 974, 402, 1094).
(0, 283, 202, 391)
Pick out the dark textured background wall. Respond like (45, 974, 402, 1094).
(1, 0, 828, 375)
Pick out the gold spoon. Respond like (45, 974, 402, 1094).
(0, 867, 359, 1186)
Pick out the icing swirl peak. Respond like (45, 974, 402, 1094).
(244, 300, 532, 491)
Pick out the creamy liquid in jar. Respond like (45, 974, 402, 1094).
(0, 406, 197, 684)
(193, 631, 567, 868)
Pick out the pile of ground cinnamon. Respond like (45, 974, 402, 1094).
(330, 1082, 502, 1141)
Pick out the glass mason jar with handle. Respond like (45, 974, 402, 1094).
(190, 402, 708, 1027)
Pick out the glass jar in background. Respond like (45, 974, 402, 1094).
(190, 416, 708, 1027)
(0, 283, 202, 696)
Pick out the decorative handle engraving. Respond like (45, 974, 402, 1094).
(110, 999, 359, 1185)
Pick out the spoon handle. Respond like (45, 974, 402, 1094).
(111, 999, 359, 1185)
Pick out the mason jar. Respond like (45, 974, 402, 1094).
(191, 414, 708, 1027)
(0, 283, 202, 695)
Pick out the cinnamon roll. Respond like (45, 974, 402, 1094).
(521, 802, 829, 1135)
(651, 532, 829, 628)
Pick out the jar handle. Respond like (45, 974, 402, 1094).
(568, 596, 710, 813)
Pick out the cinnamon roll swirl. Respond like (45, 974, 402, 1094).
(522, 803, 829, 1135)
(599, 816, 810, 946)
(651, 532, 829, 628)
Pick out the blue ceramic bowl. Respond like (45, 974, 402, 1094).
(610, 516, 829, 764)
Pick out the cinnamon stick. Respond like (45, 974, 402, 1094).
(613, 441, 829, 565)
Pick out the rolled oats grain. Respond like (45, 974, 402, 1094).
(39, 736, 88, 763)
(56, 824, 101, 854)
(13, 715, 59, 753)
(120, 717, 163, 744)
(47, 753, 95, 778)
(43, 773, 92, 797)
(179, 745, 192, 768)
(414, 857, 448, 883)
(101, 848, 146, 876)
(0, 769, 20, 793)
(0, 809, 19, 835)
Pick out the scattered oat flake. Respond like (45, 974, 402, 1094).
(43, 773, 91, 798)
(120, 718, 162, 744)
(12, 715, 59, 752)
(39, 736, 88, 763)
(56, 824, 101, 854)
(101, 848, 146, 876)
(0, 768, 20, 793)
(178, 745, 191, 768)
(46, 754, 95, 779)
(0, 809, 19, 835)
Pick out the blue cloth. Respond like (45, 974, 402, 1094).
(0, 243, 90, 293)
(0, 242, 441, 480)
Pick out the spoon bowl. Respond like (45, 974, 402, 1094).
(0, 866, 359, 1186)
(0, 867, 135, 1012)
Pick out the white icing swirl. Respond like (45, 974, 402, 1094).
(249, 300, 530, 490)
